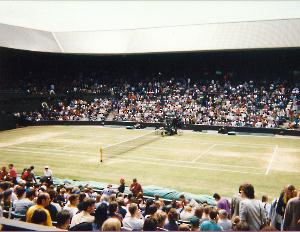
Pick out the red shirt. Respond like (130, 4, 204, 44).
(130, 182, 142, 196)
(9, 167, 17, 178)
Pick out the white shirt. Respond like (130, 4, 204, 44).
(70, 211, 94, 228)
(44, 169, 53, 177)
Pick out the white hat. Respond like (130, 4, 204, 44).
(45, 166, 49, 169)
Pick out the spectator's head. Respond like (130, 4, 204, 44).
(241, 183, 255, 199)
(218, 209, 228, 220)
(31, 209, 48, 225)
(30, 166, 34, 171)
(101, 218, 121, 231)
(260, 225, 277, 231)
(194, 207, 203, 219)
(262, 194, 268, 203)
(133, 178, 137, 183)
(143, 217, 158, 231)
(128, 203, 139, 217)
(26, 188, 37, 200)
(108, 201, 118, 215)
(154, 211, 167, 228)
(8, 164, 13, 169)
(209, 209, 219, 222)
(68, 194, 79, 206)
(233, 221, 249, 231)
(178, 223, 190, 231)
(190, 216, 200, 230)
(0, 181, 11, 192)
(167, 208, 179, 222)
(82, 198, 96, 214)
(213, 193, 221, 201)
(56, 210, 71, 230)
(16, 187, 26, 199)
(36, 193, 50, 207)
(47, 189, 57, 202)
(120, 178, 125, 184)
(79, 192, 86, 202)
(203, 206, 210, 216)
(285, 184, 296, 200)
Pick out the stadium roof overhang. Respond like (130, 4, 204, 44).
(0, 1, 300, 54)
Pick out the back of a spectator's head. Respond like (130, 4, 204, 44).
(56, 210, 71, 229)
(82, 198, 96, 212)
(233, 221, 250, 231)
(213, 193, 221, 200)
(94, 203, 108, 229)
(154, 211, 167, 228)
(190, 216, 200, 228)
(79, 192, 86, 202)
(101, 218, 121, 231)
(47, 189, 57, 201)
(116, 197, 124, 206)
(36, 193, 50, 206)
(0, 181, 11, 191)
(168, 208, 179, 222)
(241, 183, 255, 199)
(128, 203, 138, 216)
(108, 201, 118, 214)
(178, 223, 190, 231)
(148, 204, 158, 215)
(68, 194, 79, 205)
(133, 178, 137, 183)
(143, 217, 158, 231)
(218, 209, 228, 219)
(194, 207, 203, 219)
(26, 188, 36, 199)
(209, 209, 218, 221)
(15, 187, 26, 199)
(203, 206, 210, 215)
(31, 208, 47, 225)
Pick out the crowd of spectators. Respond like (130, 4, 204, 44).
(19, 78, 300, 129)
(0, 164, 299, 231)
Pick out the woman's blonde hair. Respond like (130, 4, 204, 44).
(101, 218, 121, 231)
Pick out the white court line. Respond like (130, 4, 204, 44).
(192, 144, 218, 163)
(265, 145, 278, 175)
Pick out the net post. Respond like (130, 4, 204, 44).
(100, 147, 103, 163)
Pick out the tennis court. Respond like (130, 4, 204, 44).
(0, 125, 300, 198)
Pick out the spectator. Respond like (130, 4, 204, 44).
(178, 223, 191, 231)
(130, 178, 143, 197)
(199, 206, 210, 225)
(93, 202, 108, 230)
(262, 194, 271, 222)
(123, 203, 144, 230)
(239, 183, 266, 231)
(231, 185, 243, 218)
(56, 210, 71, 230)
(117, 177, 125, 193)
(143, 217, 158, 231)
(200, 209, 222, 231)
(108, 201, 123, 223)
(31, 208, 48, 226)
(102, 218, 121, 231)
(63, 194, 79, 217)
(8, 164, 17, 184)
(102, 184, 116, 196)
(217, 209, 232, 230)
(213, 193, 231, 217)
(164, 208, 179, 231)
(70, 198, 96, 228)
(283, 188, 300, 231)
(26, 193, 52, 226)
(180, 205, 194, 221)
(45, 189, 58, 221)
(190, 216, 200, 231)
(14, 187, 36, 215)
(154, 211, 167, 230)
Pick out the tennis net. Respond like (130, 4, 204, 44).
(102, 129, 162, 158)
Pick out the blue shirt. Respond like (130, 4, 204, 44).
(200, 220, 222, 231)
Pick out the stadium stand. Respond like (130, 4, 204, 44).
(0, 166, 299, 231)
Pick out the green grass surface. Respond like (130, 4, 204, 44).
(0, 125, 300, 199)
